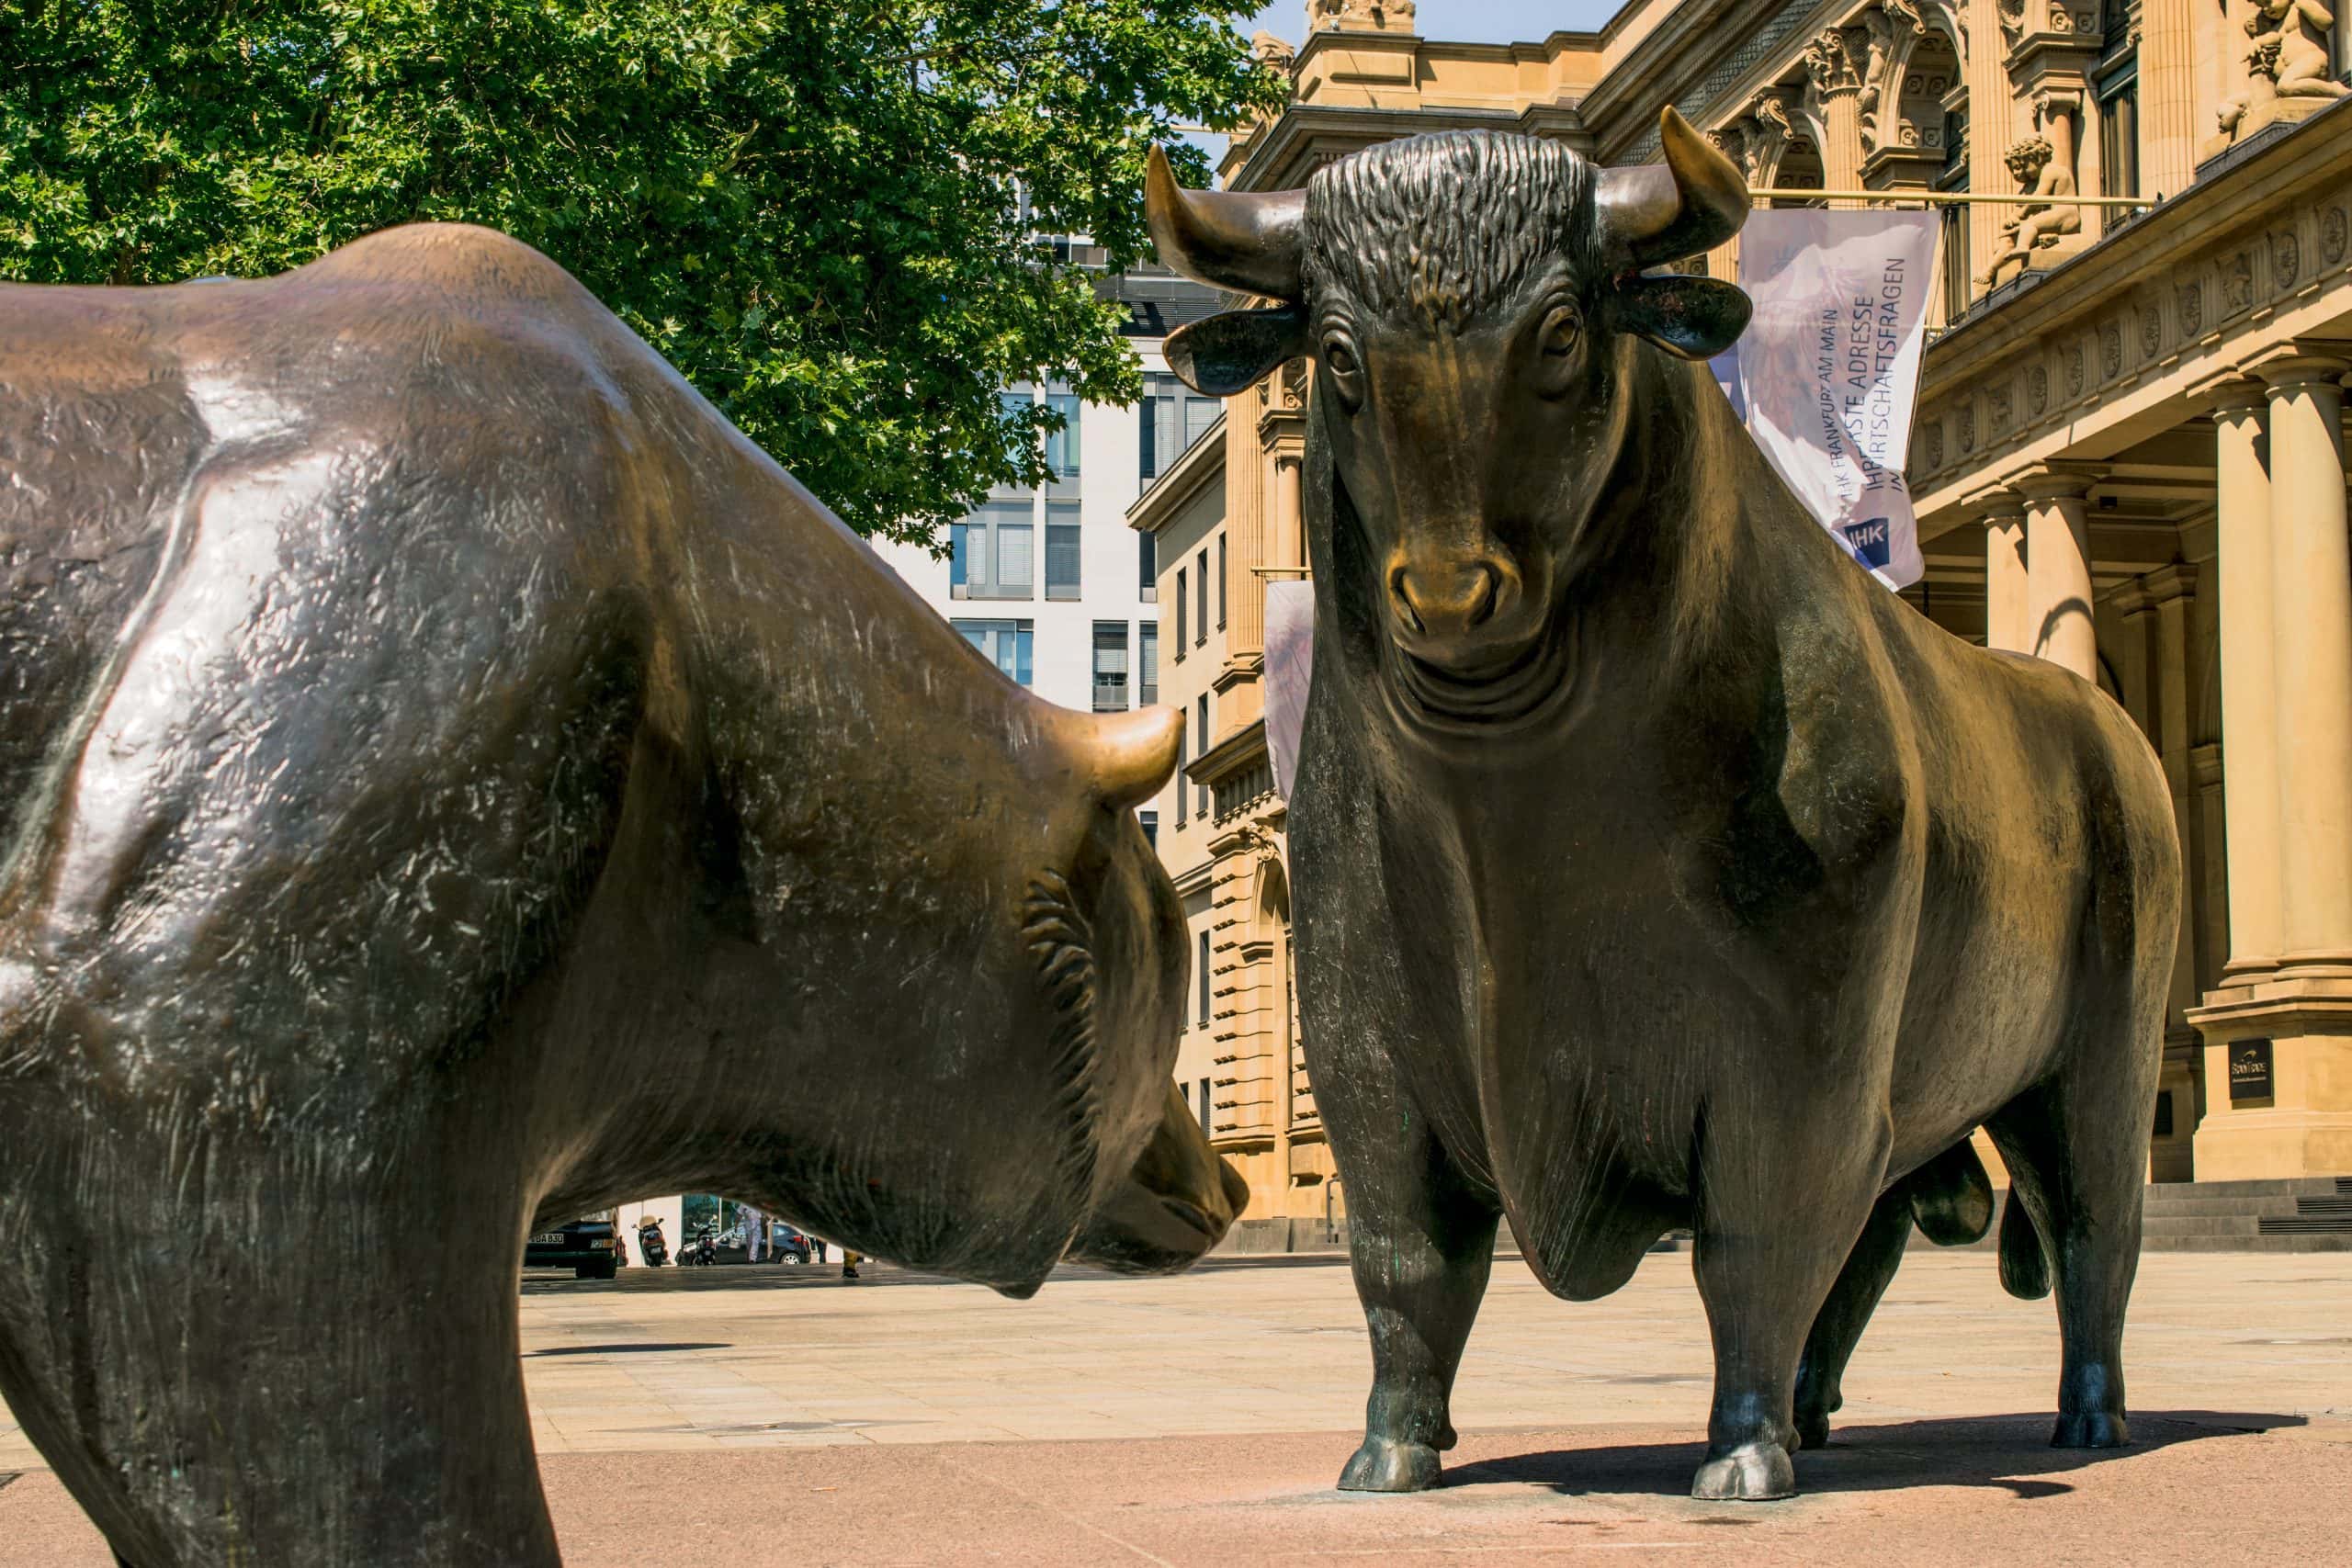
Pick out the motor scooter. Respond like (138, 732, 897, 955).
(636, 1215, 670, 1269)
(680, 1222, 719, 1268)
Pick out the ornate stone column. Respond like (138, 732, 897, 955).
(1977, 488, 2031, 650)
(1272, 454, 1304, 574)
(2261, 355, 2352, 967)
(2139, 0, 2199, 197)
(2014, 464, 2099, 678)
(2206, 379, 2283, 981)
(1964, 0, 2026, 288)
(2146, 564, 2203, 1024)
(2190, 355, 2352, 1181)
(1804, 28, 1868, 204)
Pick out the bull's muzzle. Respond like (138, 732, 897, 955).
(1068, 1082, 1251, 1274)
(1386, 551, 1532, 672)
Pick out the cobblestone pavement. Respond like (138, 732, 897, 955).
(3, 1249, 2347, 1563)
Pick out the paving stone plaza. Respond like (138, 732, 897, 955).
(3, 1250, 2344, 1564)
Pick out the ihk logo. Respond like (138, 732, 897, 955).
(1842, 518, 1893, 570)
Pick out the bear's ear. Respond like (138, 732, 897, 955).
(1164, 305, 1312, 396)
(1613, 274, 1751, 361)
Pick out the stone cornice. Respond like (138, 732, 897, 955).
(1908, 97, 2352, 536)
(1226, 102, 1531, 192)
(1187, 716, 1270, 789)
(1582, 0, 1852, 163)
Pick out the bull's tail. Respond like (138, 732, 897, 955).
(1996, 1186, 2052, 1300)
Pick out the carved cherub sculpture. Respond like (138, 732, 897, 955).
(2256, 0, 2347, 98)
(1979, 132, 2081, 288)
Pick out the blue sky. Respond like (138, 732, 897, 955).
(1239, 0, 1629, 47)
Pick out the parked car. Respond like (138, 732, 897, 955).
(707, 1219, 814, 1266)
(525, 1216, 620, 1280)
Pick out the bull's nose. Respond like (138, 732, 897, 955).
(1387, 556, 1516, 643)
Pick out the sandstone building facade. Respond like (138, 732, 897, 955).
(1138, 0, 2352, 1239)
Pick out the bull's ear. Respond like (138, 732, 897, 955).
(1613, 274, 1751, 362)
(1163, 306, 1311, 397)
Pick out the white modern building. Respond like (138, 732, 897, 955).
(877, 264, 1225, 856)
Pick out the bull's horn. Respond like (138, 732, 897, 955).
(1596, 106, 1750, 269)
(1074, 705, 1184, 811)
(1146, 145, 1306, 301)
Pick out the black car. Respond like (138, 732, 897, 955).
(525, 1216, 620, 1280)
(703, 1219, 813, 1266)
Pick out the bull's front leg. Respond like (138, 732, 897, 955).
(0, 1126, 559, 1568)
(1335, 1111, 1499, 1494)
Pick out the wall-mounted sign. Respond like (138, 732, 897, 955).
(2229, 1039, 2274, 1103)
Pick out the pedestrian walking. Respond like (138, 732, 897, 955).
(740, 1201, 766, 1263)
(841, 1248, 861, 1280)
(812, 1235, 828, 1264)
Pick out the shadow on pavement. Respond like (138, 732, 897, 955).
(1451, 1410, 2307, 1500)
(523, 1341, 730, 1357)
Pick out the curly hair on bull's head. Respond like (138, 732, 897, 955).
(1303, 130, 1603, 333)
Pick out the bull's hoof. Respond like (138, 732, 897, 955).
(1338, 1436, 1442, 1492)
(1792, 1408, 1831, 1451)
(2052, 1411, 2129, 1449)
(1436, 1420, 1459, 1452)
(1690, 1442, 1797, 1502)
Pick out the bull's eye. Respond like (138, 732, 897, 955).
(1537, 305, 1581, 358)
(1320, 333, 1364, 411)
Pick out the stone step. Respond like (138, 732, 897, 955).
(2258, 1213, 2352, 1235)
(2142, 1214, 2263, 1236)
(2143, 1177, 2347, 1200)
(2141, 1232, 2352, 1253)
(2140, 1194, 2306, 1218)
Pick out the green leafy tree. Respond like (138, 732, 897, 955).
(0, 1, 1281, 545)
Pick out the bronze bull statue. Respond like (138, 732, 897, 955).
(1148, 108, 2181, 1501)
(0, 224, 1246, 1565)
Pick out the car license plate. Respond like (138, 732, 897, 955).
(530, 1232, 563, 1246)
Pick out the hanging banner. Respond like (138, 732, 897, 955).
(1263, 579, 1315, 800)
(1734, 209, 1941, 591)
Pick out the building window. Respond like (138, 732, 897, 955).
(1936, 112, 1970, 321)
(1196, 1076, 1211, 1128)
(1194, 549, 1208, 646)
(1216, 533, 1227, 628)
(1091, 622, 1130, 712)
(952, 619, 1034, 686)
(1176, 567, 1188, 655)
(1196, 693, 1211, 818)
(2097, 59, 2139, 237)
(1044, 392, 1081, 480)
(1175, 727, 1187, 827)
(1139, 622, 1159, 705)
(1196, 931, 1211, 1026)
(1141, 373, 1219, 481)
(1046, 500, 1081, 601)
(1139, 808, 1158, 848)
(1138, 532, 1157, 603)
(1186, 394, 1218, 450)
(952, 496, 1035, 601)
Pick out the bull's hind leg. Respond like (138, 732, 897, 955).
(1985, 1065, 2151, 1450)
(1792, 1138, 1995, 1448)
(1791, 1185, 1911, 1450)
